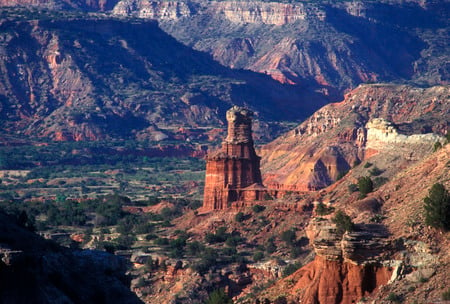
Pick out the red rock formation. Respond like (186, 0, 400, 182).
(291, 255, 392, 304)
(202, 106, 265, 211)
(261, 84, 450, 192)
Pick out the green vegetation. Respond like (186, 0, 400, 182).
(442, 288, 450, 300)
(363, 162, 373, 168)
(315, 202, 333, 215)
(358, 176, 374, 198)
(205, 227, 229, 244)
(433, 141, 442, 151)
(252, 204, 266, 213)
(280, 229, 296, 246)
(423, 183, 450, 230)
(253, 251, 264, 262)
(348, 183, 359, 193)
(368, 166, 383, 176)
(206, 289, 232, 304)
(282, 262, 301, 277)
(0, 140, 206, 201)
(386, 292, 403, 303)
(265, 237, 277, 254)
(235, 211, 246, 222)
(333, 210, 354, 235)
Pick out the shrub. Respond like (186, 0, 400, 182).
(235, 211, 245, 222)
(186, 241, 204, 256)
(423, 183, 450, 230)
(280, 229, 296, 246)
(266, 237, 276, 254)
(442, 287, 450, 300)
(333, 210, 354, 234)
(206, 289, 232, 304)
(154, 237, 169, 246)
(386, 292, 402, 303)
(252, 204, 266, 213)
(369, 166, 383, 176)
(316, 202, 333, 215)
(290, 246, 302, 258)
(373, 176, 389, 187)
(205, 226, 229, 244)
(433, 141, 442, 152)
(253, 251, 264, 262)
(348, 183, 358, 193)
(358, 176, 374, 197)
(282, 262, 301, 277)
(225, 235, 244, 247)
(363, 162, 373, 168)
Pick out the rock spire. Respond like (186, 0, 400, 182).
(202, 106, 265, 211)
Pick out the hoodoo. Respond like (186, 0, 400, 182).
(202, 106, 265, 211)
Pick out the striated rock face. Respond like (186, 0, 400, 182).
(268, 218, 392, 304)
(112, 0, 450, 97)
(211, 1, 308, 25)
(290, 255, 392, 304)
(261, 84, 449, 191)
(0, 13, 310, 142)
(202, 106, 265, 211)
(112, 0, 192, 20)
(366, 117, 444, 149)
(306, 218, 389, 263)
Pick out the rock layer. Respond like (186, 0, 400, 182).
(290, 255, 392, 304)
(261, 84, 449, 191)
(202, 106, 265, 211)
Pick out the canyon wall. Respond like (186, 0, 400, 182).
(261, 84, 449, 192)
(0, 15, 310, 142)
(111, 0, 449, 96)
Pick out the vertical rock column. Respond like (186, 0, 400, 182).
(202, 106, 263, 211)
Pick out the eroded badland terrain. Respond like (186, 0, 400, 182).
(0, 0, 449, 303)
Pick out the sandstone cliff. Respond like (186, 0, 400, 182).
(112, 0, 449, 97)
(203, 106, 265, 211)
(261, 84, 449, 192)
(0, 11, 312, 142)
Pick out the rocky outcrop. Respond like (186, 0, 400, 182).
(261, 84, 449, 192)
(0, 212, 142, 303)
(202, 106, 265, 211)
(112, 0, 192, 19)
(306, 218, 390, 263)
(366, 118, 443, 149)
(211, 1, 309, 25)
(289, 255, 392, 304)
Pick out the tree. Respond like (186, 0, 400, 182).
(206, 289, 232, 304)
(358, 176, 373, 197)
(235, 212, 245, 222)
(333, 210, 354, 234)
(252, 204, 266, 213)
(423, 183, 450, 230)
(280, 229, 296, 246)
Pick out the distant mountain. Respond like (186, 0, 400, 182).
(111, 0, 450, 98)
(0, 11, 322, 142)
(0, 1, 448, 142)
